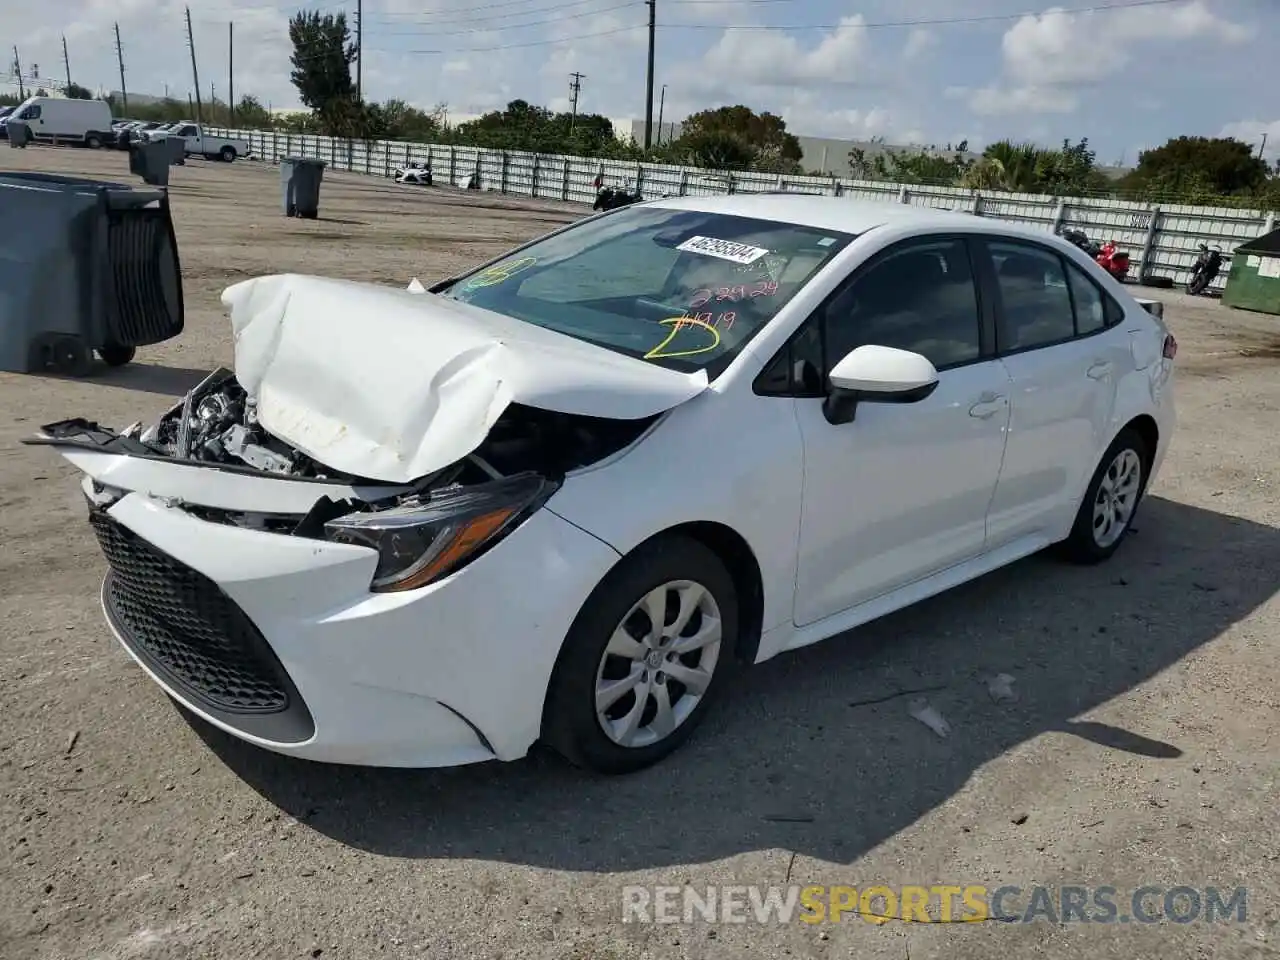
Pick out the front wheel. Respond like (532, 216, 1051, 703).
(219, 145, 236, 162)
(542, 536, 739, 774)
(1188, 272, 1210, 295)
(1060, 428, 1149, 564)
(85, 134, 103, 150)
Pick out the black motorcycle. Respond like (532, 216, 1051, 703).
(1187, 243, 1226, 295)
(593, 185, 643, 212)
(1060, 227, 1101, 258)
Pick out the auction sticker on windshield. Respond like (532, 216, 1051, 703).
(677, 236, 769, 265)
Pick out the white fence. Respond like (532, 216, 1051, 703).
(213, 127, 1280, 291)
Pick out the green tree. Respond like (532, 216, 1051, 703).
(288, 10, 357, 120)
(668, 105, 803, 173)
(1118, 136, 1269, 200)
(232, 94, 274, 128)
(64, 82, 94, 100)
(851, 141, 972, 184)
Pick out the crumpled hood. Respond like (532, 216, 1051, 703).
(220, 274, 708, 483)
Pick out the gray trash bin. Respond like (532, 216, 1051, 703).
(7, 120, 32, 148)
(128, 138, 173, 187)
(281, 156, 326, 219)
(0, 172, 185, 376)
(162, 134, 187, 166)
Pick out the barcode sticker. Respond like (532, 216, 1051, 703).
(676, 235, 769, 264)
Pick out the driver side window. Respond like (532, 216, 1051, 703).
(822, 238, 982, 373)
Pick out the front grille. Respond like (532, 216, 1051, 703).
(89, 509, 291, 714)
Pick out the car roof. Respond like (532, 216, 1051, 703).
(645, 193, 1058, 245)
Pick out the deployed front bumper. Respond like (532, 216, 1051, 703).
(86, 482, 620, 767)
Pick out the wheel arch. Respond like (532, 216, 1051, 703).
(1119, 413, 1159, 478)
(619, 521, 766, 665)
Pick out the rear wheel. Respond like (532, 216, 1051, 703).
(85, 134, 102, 150)
(542, 536, 738, 774)
(1188, 272, 1210, 295)
(1061, 428, 1149, 564)
(219, 145, 236, 162)
(51, 336, 92, 377)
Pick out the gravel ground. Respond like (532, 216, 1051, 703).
(1, 146, 1277, 960)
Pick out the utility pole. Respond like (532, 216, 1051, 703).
(62, 35, 71, 89)
(643, 0, 655, 151)
(657, 83, 666, 145)
(1258, 133, 1268, 160)
(568, 71, 584, 132)
(228, 23, 234, 125)
(114, 24, 127, 112)
(185, 6, 204, 125)
(356, 0, 363, 103)
(13, 47, 25, 100)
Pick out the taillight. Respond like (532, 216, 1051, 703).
(1162, 334, 1178, 360)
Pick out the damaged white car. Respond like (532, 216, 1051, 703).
(28, 196, 1176, 774)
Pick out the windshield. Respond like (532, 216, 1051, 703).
(439, 205, 853, 375)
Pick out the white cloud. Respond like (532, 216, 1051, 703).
(1219, 119, 1280, 160)
(689, 17, 871, 90)
(957, 0, 1250, 117)
(903, 29, 937, 60)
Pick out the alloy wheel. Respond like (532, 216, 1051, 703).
(1092, 448, 1143, 549)
(593, 580, 722, 749)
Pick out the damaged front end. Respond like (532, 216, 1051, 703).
(27, 366, 656, 591)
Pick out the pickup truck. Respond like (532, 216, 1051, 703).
(145, 122, 249, 162)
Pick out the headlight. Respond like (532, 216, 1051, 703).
(323, 473, 558, 593)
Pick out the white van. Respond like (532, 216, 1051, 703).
(4, 97, 115, 149)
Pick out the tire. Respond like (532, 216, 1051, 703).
(51, 336, 93, 377)
(1060, 427, 1150, 564)
(219, 145, 236, 162)
(85, 134, 102, 150)
(98, 343, 136, 367)
(1188, 273, 1210, 295)
(542, 536, 739, 774)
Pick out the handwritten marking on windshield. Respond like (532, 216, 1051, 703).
(462, 256, 537, 290)
(644, 317, 721, 361)
(688, 280, 778, 308)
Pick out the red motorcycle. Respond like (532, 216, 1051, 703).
(1061, 229, 1131, 282)
(1095, 240, 1130, 282)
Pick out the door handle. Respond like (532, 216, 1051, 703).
(969, 395, 1007, 419)
(1087, 360, 1113, 380)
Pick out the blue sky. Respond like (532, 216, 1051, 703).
(5, 0, 1278, 163)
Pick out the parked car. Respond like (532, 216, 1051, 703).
(2, 96, 115, 148)
(27, 197, 1177, 774)
(393, 162, 434, 185)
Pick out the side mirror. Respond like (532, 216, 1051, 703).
(823, 345, 940, 425)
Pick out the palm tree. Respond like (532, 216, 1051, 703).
(961, 140, 1044, 193)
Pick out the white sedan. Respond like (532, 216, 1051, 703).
(29, 195, 1177, 774)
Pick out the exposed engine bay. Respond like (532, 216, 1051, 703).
(30, 366, 658, 536)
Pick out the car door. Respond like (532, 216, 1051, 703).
(787, 235, 1012, 627)
(978, 238, 1128, 547)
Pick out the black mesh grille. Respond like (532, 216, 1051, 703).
(90, 509, 291, 714)
(105, 208, 184, 347)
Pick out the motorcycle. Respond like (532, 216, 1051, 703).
(1187, 243, 1226, 295)
(1061, 229, 1130, 282)
(593, 184, 643, 212)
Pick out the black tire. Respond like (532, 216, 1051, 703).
(98, 343, 136, 367)
(542, 535, 739, 774)
(220, 145, 236, 162)
(1060, 427, 1150, 564)
(85, 134, 102, 150)
(1188, 273, 1210, 295)
(51, 336, 93, 377)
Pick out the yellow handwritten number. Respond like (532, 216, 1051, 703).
(644, 316, 721, 361)
(463, 256, 538, 290)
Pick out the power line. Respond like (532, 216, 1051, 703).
(366, 2, 636, 37)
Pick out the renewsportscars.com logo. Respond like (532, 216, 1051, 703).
(621, 885, 1249, 925)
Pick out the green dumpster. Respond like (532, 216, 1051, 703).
(1221, 227, 1280, 316)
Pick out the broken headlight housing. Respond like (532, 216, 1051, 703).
(323, 473, 558, 593)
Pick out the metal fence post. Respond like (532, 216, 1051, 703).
(679, 169, 688, 197)
(1140, 206, 1162, 281)
(449, 146, 456, 186)
(500, 152, 508, 194)
(562, 158, 570, 201)
(636, 162, 645, 195)
(898, 185, 909, 204)
(1264, 212, 1276, 235)
(971, 192, 982, 216)
(1052, 199, 1067, 233)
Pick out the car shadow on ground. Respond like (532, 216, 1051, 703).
(189, 495, 1279, 871)
(87, 362, 210, 397)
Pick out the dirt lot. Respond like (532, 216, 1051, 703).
(1, 146, 1278, 960)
